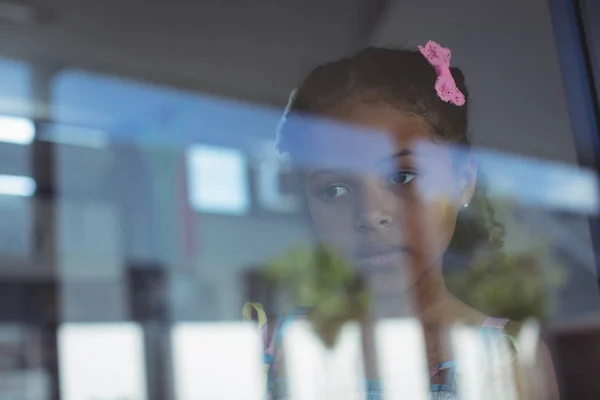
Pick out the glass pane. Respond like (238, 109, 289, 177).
(0, 1, 597, 399)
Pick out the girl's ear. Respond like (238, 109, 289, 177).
(458, 155, 477, 208)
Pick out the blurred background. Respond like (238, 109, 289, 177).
(0, 0, 598, 399)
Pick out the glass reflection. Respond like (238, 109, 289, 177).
(0, 28, 595, 398)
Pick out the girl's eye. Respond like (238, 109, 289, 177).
(322, 184, 350, 199)
(388, 170, 417, 186)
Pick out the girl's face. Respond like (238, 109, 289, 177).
(303, 102, 476, 294)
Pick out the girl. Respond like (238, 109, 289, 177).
(254, 41, 559, 399)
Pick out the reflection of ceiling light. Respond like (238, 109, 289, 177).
(186, 145, 250, 215)
(0, 175, 35, 196)
(41, 124, 109, 148)
(0, 115, 34, 144)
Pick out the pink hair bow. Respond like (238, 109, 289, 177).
(418, 41, 465, 106)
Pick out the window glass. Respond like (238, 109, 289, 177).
(0, 1, 598, 399)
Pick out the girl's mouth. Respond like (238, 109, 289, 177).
(355, 246, 407, 268)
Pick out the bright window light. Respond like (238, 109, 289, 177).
(284, 321, 365, 399)
(171, 322, 263, 400)
(186, 145, 250, 215)
(450, 325, 491, 400)
(58, 323, 147, 400)
(376, 319, 430, 400)
(0, 175, 35, 196)
(0, 115, 34, 144)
